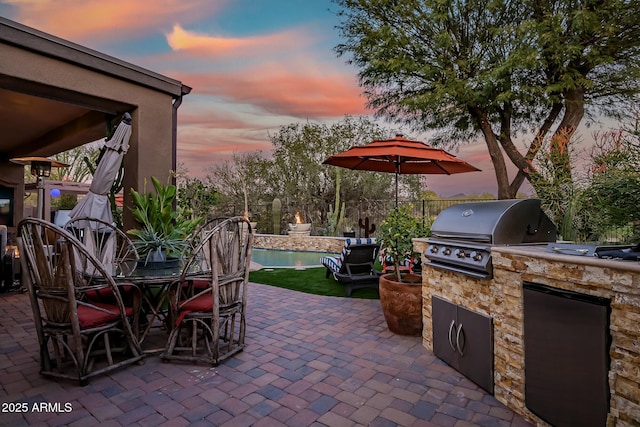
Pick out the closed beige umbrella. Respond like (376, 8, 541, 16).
(69, 113, 131, 226)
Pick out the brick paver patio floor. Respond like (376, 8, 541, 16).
(0, 283, 532, 427)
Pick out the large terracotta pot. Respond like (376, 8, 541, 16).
(379, 273, 423, 336)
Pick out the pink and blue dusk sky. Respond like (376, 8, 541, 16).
(1, 0, 608, 196)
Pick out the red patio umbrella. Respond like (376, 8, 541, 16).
(323, 134, 481, 205)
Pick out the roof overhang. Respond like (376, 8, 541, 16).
(0, 17, 191, 161)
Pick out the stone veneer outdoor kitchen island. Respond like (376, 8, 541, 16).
(413, 239, 640, 427)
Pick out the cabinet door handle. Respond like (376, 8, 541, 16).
(448, 320, 457, 352)
(456, 323, 465, 356)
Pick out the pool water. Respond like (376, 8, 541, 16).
(252, 248, 337, 268)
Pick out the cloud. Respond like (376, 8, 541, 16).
(177, 123, 273, 176)
(158, 23, 368, 118)
(6, 0, 224, 43)
(166, 24, 312, 58)
(161, 25, 368, 119)
(178, 104, 255, 130)
(175, 68, 368, 119)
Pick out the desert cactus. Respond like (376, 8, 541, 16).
(272, 198, 282, 235)
(328, 201, 346, 236)
(327, 170, 346, 236)
(358, 217, 376, 238)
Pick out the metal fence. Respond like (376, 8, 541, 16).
(209, 197, 636, 243)
(209, 198, 488, 237)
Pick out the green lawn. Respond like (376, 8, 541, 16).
(249, 267, 380, 299)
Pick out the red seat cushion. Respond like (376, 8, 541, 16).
(175, 294, 213, 326)
(77, 303, 134, 329)
(85, 284, 135, 301)
(181, 294, 213, 313)
(189, 279, 209, 290)
(179, 279, 209, 294)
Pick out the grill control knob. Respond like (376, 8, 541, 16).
(471, 251, 483, 262)
(455, 248, 466, 258)
(429, 245, 439, 254)
(442, 247, 452, 256)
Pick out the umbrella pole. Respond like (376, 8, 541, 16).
(394, 159, 400, 208)
(395, 172, 398, 208)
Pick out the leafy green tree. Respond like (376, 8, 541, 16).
(578, 124, 640, 242)
(334, 0, 640, 198)
(378, 205, 430, 282)
(529, 129, 579, 239)
(206, 151, 270, 219)
(532, 100, 640, 242)
(206, 116, 424, 228)
(175, 175, 219, 221)
(265, 117, 424, 223)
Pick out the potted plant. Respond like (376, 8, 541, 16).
(378, 205, 430, 336)
(128, 176, 201, 269)
(342, 219, 356, 237)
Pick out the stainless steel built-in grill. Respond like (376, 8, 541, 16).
(425, 199, 557, 279)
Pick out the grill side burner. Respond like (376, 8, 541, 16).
(546, 243, 640, 261)
(425, 199, 557, 279)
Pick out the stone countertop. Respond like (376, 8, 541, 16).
(491, 244, 640, 273)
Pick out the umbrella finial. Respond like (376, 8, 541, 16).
(122, 112, 132, 124)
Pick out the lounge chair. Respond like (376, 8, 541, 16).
(321, 239, 381, 297)
(320, 237, 377, 278)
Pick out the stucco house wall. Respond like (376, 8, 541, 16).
(0, 17, 190, 233)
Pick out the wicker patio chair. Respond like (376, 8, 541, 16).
(64, 217, 141, 335)
(17, 218, 144, 385)
(183, 217, 228, 259)
(162, 217, 253, 365)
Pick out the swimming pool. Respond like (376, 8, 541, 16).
(251, 248, 337, 269)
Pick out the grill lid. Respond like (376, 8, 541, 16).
(430, 199, 556, 244)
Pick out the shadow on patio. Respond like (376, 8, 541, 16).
(0, 283, 532, 427)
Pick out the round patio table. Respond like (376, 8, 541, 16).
(115, 261, 203, 352)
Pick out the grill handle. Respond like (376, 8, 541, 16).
(448, 320, 457, 352)
(456, 323, 465, 356)
(431, 233, 491, 243)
